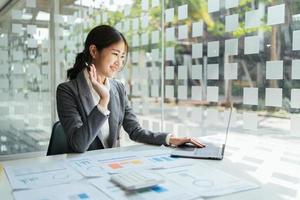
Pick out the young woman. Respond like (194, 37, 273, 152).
(56, 25, 205, 153)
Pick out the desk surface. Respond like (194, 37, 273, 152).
(1, 132, 300, 200)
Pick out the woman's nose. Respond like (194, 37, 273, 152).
(115, 57, 122, 66)
(114, 59, 120, 67)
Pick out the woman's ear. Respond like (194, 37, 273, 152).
(89, 44, 97, 59)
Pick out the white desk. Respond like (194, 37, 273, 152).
(1, 132, 299, 200)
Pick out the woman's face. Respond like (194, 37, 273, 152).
(92, 41, 126, 78)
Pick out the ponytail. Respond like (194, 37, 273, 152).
(67, 50, 89, 80)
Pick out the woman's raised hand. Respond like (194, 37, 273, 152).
(88, 64, 110, 108)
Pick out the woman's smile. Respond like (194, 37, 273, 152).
(110, 64, 119, 72)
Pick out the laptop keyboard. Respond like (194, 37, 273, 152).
(194, 144, 222, 157)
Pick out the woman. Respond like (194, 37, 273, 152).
(56, 25, 205, 153)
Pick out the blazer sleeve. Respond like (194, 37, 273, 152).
(56, 83, 108, 153)
(118, 82, 169, 145)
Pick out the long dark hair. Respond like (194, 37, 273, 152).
(67, 25, 128, 80)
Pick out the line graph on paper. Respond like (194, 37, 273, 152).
(178, 172, 215, 188)
(162, 164, 257, 197)
(5, 162, 83, 189)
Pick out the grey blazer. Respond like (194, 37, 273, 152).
(56, 70, 168, 153)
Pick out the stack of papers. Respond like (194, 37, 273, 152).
(4, 147, 259, 199)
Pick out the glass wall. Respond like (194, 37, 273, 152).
(0, 0, 52, 155)
(0, 0, 299, 157)
(161, 0, 300, 139)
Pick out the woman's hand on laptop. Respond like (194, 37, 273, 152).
(169, 136, 206, 148)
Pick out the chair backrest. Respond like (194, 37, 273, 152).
(47, 121, 71, 156)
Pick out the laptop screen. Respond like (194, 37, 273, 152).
(191, 106, 232, 147)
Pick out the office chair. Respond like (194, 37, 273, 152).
(47, 121, 72, 156)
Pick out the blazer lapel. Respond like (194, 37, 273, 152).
(76, 70, 94, 118)
(107, 80, 120, 147)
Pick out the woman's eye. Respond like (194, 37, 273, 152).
(112, 53, 118, 56)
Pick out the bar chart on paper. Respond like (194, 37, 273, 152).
(69, 158, 105, 177)
(98, 155, 151, 173)
(107, 157, 142, 169)
(136, 149, 197, 169)
(69, 152, 156, 176)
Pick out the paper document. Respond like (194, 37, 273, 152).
(69, 148, 197, 177)
(13, 181, 111, 200)
(162, 163, 259, 197)
(68, 157, 105, 177)
(69, 151, 156, 176)
(135, 149, 197, 169)
(4, 162, 83, 190)
(89, 176, 202, 200)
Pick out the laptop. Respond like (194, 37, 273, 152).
(171, 107, 232, 160)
